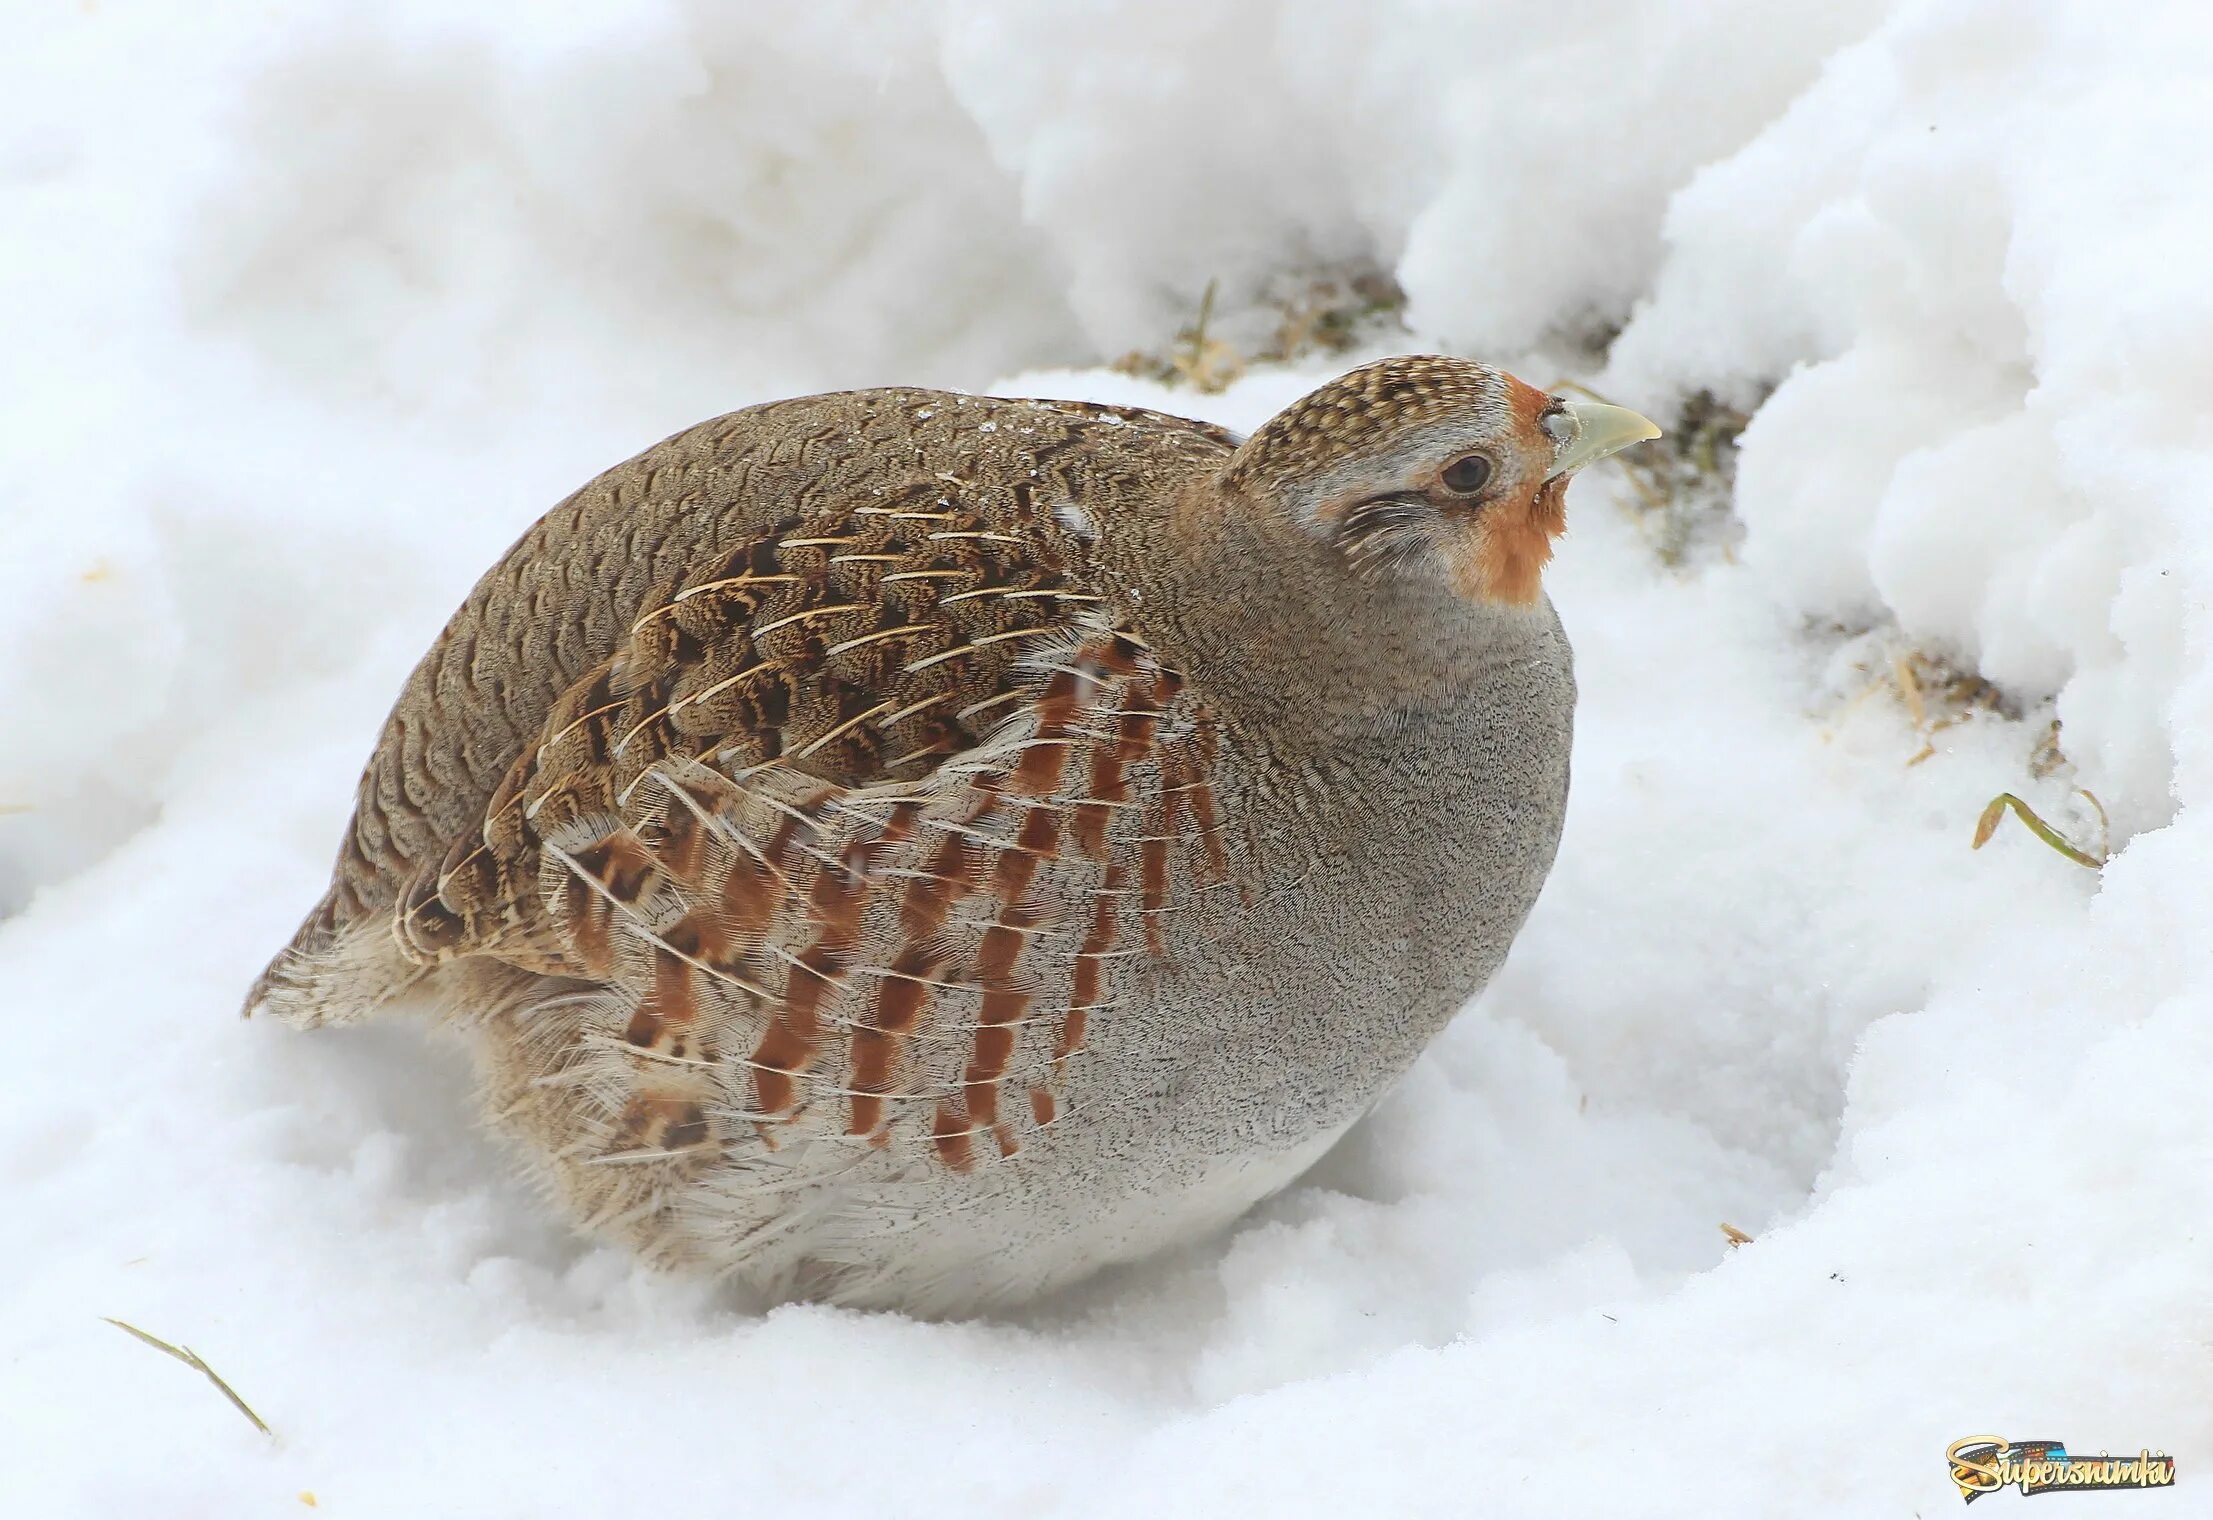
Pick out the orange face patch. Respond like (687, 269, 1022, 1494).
(1442, 371, 1566, 601)
(1502, 372, 1555, 436)
(1438, 374, 1566, 605)
(1446, 464, 1568, 608)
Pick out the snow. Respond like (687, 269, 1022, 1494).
(3, 2, 2206, 1515)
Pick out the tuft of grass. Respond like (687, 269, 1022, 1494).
(1827, 642, 2113, 869)
(1720, 1222, 1754, 1248)
(1891, 650, 2012, 766)
(1550, 381, 1751, 566)
(2027, 718, 2069, 779)
(1824, 643, 2016, 766)
(1250, 268, 1405, 366)
(103, 1317, 273, 1437)
(1113, 278, 1243, 393)
(1113, 268, 1408, 395)
(1972, 790, 2108, 870)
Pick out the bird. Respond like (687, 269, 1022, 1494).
(245, 355, 1658, 1313)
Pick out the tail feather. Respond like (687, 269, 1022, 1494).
(243, 890, 425, 1027)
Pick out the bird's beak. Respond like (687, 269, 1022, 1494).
(1545, 399, 1662, 479)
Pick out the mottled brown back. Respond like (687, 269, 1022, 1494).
(250, 386, 1244, 1177)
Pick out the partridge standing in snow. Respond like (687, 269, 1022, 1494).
(247, 356, 1658, 1311)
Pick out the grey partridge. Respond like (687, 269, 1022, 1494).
(247, 356, 1658, 1312)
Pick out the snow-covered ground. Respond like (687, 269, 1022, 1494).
(5, 2, 2208, 1514)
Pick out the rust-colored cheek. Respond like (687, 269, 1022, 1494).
(1447, 475, 1568, 607)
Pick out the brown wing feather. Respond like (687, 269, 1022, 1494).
(390, 500, 1232, 1174)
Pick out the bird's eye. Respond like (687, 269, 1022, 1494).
(1440, 453, 1494, 494)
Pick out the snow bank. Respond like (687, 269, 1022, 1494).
(3, 1, 2206, 1515)
(948, 0, 1888, 356)
(1609, 0, 2213, 840)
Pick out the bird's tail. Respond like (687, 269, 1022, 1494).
(242, 889, 425, 1027)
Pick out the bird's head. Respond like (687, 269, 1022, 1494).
(1219, 355, 1660, 607)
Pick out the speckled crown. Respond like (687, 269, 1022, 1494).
(1221, 355, 1511, 492)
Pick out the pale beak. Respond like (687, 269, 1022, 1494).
(1545, 399, 1662, 479)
